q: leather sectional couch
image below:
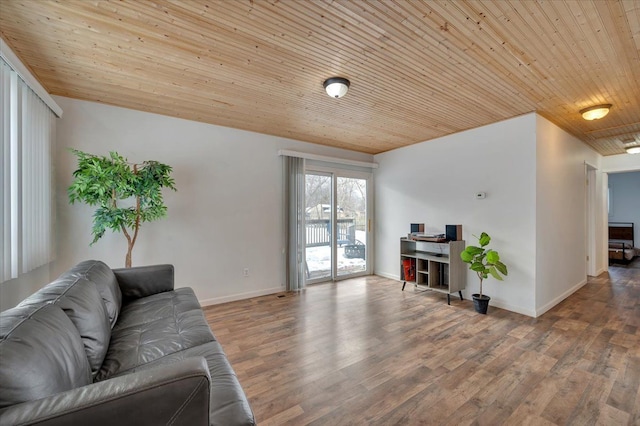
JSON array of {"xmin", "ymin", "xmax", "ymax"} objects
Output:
[{"xmin": 0, "ymin": 260, "xmax": 255, "ymax": 426}]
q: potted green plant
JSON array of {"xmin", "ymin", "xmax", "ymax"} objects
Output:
[
  {"xmin": 460, "ymin": 232, "xmax": 508, "ymax": 314},
  {"xmin": 68, "ymin": 149, "xmax": 176, "ymax": 267}
]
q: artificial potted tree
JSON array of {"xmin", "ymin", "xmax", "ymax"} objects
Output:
[
  {"xmin": 460, "ymin": 232, "xmax": 508, "ymax": 314},
  {"xmin": 68, "ymin": 149, "xmax": 176, "ymax": 267}
]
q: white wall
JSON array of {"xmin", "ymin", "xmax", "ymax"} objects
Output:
[
  {"xmin": 608, "ymin": 171, "xmax": 640, "ymax": 247},
  {"xmin": 602, "ymin": 153, "xmax": 640, "ymax": 173},
  {"xmin": 53, "ymin": 96, "xmax": 373, "ymax": 306},
  {"xmin": 2, "ymin": 93, "xmax": 617, "ymax": 318},
  {"xmin": 534, "ymin": 116, "xmax": 603, "ymax": 316},
  {"xmin": 374, "ymin": 114, "xmax": 538, "ymax": 316}
]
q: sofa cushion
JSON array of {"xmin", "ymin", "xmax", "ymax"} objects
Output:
[
  {"xmin": 120, "ymin": 341, "xmax": 256, "ymax": 426},
  {"xmin": 96, "ymin": 288, "xmax": 214, "ymax": 380},
  {"xmin": 113, "ymin": 287, "xmax": 202, "ymax": 330},
  {"xmin": 18, "ymin": 276, "xmax": 111, "ymax": 378},
  {"xmin": 0, "ymin": 303, "xmax": 92, "ymax": 409},
  {"xmin": 66, "ymin": 260, "xmax": 122, "ymax": 328}
]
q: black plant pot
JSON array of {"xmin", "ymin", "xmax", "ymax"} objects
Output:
[{"xmin": 472, "ymin": 294, "xmax": 490, "ymax": 314}]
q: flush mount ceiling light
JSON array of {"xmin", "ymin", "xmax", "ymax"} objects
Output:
[
  {"xmin": 626, "ymin": 146, "xmax": 640, "ymax": 154},
  {"xmin": 580, "ymin": 104, "xmax": 612, "ymax": 120},
  {"xmin": 323, "ymin": 77, "xmax": 350, "ymax": 98},
  {"xmin": 622, "ymin": 137, "xmax": 640, "ymax": 154}
]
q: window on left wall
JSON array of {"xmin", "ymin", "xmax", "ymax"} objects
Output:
[{"xmin": 1, "ymin": 58, "xmax": 56, "ymax": 283}]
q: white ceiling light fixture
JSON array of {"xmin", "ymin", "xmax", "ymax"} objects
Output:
[
  {"xmin": 621, "ymin": 137, "xmax": 640, "ymax": 154},
  {"xmin": 323, "ymin": 77, "xmax": 350, "ymax": 98},
  {"xmin": 626, "ymin": 146, "xmax": 640, "ymax": 154},
  {"xmin": 580, "ymin": 104, "xmax": 612, "ymax": 120}
]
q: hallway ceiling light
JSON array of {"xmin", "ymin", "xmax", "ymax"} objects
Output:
[
  {"xmin": 580, "ymin": 104, "xmax": 612, "ymax": 120},
  {"xmin": 626, "ymin": 146, "xmax": 640, "ymax": 154},
  {"xmin": 622, "ymin": 137, "xmax": 640, "ymax": 154},
  {"xmin": 323, "ymin": 77, "xmax": 350, "ymax": 98}
]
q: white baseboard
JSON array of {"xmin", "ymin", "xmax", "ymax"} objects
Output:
[
  {"xmin": 595, "ymin": 267, "xmax": 607, "ymax": 276},
  {"xmin": 487, "ymin": 299, "xmax": 536, "ymax": 318},
  {"xmin": 534, "ymin": 278, "xmax": 587, "ymax": 317},
  {"xmin": 199, "ymin": 286, "xmax": 285, "ymax": 307},
  {"xmin": 375, "ymin": 271, "xmax": 400, "ymax": 281}
]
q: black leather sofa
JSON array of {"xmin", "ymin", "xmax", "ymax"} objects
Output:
[{"xmin": 0, "ymin": 260, "xmax": 255, "ymax": 426}]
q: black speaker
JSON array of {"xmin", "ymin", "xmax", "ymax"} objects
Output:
[{"xmin": 446, "ymin": 225, "xmax": 462, "ymax": 241}]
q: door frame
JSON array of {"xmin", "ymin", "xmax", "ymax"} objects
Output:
[{"xmin": 585, "ymin": 163, "xmax": 597, "ymax": 277}]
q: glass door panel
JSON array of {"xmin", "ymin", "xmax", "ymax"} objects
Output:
[
  {"xmin": 336, "ymin": 177, "xmax": 367, "ymax": 277},
  {"xmin": 304, "ymin": 173, "xmax": 332, "ymax": 281}
]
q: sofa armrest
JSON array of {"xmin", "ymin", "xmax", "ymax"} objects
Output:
[
  {"xmin": 113, "ymin": 264, "xmax": 174, "ymax": 299},
  {"xmin": 0, "ymin": 357, "xmax": 210, "ymax": 426}
]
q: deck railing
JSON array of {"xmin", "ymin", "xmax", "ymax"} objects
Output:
[{"xmin": 306, "ymin": 219, "xmax": 355, "ymax": 247}]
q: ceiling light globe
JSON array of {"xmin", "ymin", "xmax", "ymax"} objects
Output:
[
  {"xmin": 626, "ymin": 146, "xmax": 640, "ymax": 154},
  {"xmin": 323, "ymin": 77, "xmax": 350, "ymax": 98},
  {"xmin": 580, "ymin": 104, "xmax": 612, "ymax": 120}
]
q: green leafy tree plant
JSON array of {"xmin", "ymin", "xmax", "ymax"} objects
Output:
[
  {"xmin": 68, "ymin": 149, "xmax": 176, "ymax": 267},
  {"xmin": 460, "ymin": 232, "xmax": 508, "ymax": 313}
]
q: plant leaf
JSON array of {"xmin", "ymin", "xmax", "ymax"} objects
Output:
[
  {"xmin": 470, "ymin": 262, "xmax": 486, "ymax": 272},
  {"xmin": 489, "ymin": 266, "xmax": 503, "ymax": 280},
  {"xmin": 478, "ymin": 232, "xmax": 491, "ymax": 247},
  {"xmin": 460, "ymin": 250, "xmax": 474, "ymax": 263},
  {"xmin": 486, "ymin": 250, "xmax": 500, "ymax": 264},
  {"xmin": 495, "ymin": 261, "xmax": 508, "ymax": 275},
  {"xmin": 465, "ymin": 246, "xmax": 485, "ymax": 256}
]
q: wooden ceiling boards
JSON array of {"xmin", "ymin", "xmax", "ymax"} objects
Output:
[{"xmin": 1, "ymin": 0, "xmax": 638, "ymax": 155}]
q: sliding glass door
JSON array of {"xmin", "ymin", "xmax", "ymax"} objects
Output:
[
  {"xmin": 305, "ymin": 168, "xmax": 371, "ymax": 283},
  {"xmin": 336, "ymin": 176, "xmax": 368, "ymax": 277},
  {"xmin": 304, "ymin": 172, "xmax": 333, "ymax": 281}
]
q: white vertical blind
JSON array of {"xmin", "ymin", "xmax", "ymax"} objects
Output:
[
  {"xmin": 0, "ymin": 58, "xmax": 55, "ymax": 282},
  {"xmin": 1, "ymin": 61, "xmax": 11, "ymax": 280},
  {"xmin": 284, "ymin": 156, "xmax": 306, "ymax": 291}
]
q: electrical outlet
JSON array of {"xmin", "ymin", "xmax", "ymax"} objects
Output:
[{"xmin": 243, "ymin": 268, "xmax": 249, "ymax": 277}]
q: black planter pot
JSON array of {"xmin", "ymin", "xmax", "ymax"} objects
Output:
[{"xmin": 472, "ymin": 294, "xmax": 490, "ymax": 314}]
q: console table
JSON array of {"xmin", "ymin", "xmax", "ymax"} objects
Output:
[{"xmin": 400, "ymin": 238, "xmax": 466, "ymax": 304}]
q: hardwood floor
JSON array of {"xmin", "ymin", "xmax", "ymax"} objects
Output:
[{"xmin": 204, "ymin": 267, "xmax": 640, "ymax": 425}]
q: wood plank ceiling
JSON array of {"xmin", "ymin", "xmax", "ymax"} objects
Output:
[{"xmin": 1, "ymin": 0, "xmax": 639, "ymax": 155}]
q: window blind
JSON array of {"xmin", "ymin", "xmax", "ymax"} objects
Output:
[{"xmin": 1, "ymin": 58, "xmax": 55, "ymax": 282}]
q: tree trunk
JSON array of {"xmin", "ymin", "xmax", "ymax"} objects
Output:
[{"xmin": 125, "ymin": 241, "xmax": 133, "ymax": 268}]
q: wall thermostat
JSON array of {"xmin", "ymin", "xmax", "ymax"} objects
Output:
[{"xmin": 475, "ymin": 192, "xmax": 487, "ymax": 199}]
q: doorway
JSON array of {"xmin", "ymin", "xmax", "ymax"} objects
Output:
[{"xmin": 304, "ymin": 168, "xmax": 371, "ymax": 283}]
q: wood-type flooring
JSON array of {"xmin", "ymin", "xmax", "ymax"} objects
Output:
[{"xmin": 204, "ymin": 266, "xmax": 640, "ymax": 425}]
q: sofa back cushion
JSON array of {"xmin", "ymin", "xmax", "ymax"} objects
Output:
[
  {"xmin": 0, "ymin": 303, "xmax": 92, "ymax": 408},
  {"xmin": 19, "ymin": 275, "xmax": 111, "ymax": 378},
  {"xmin": 66, "ymin": 260, "xmax": 122, "ymax": 328}
]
